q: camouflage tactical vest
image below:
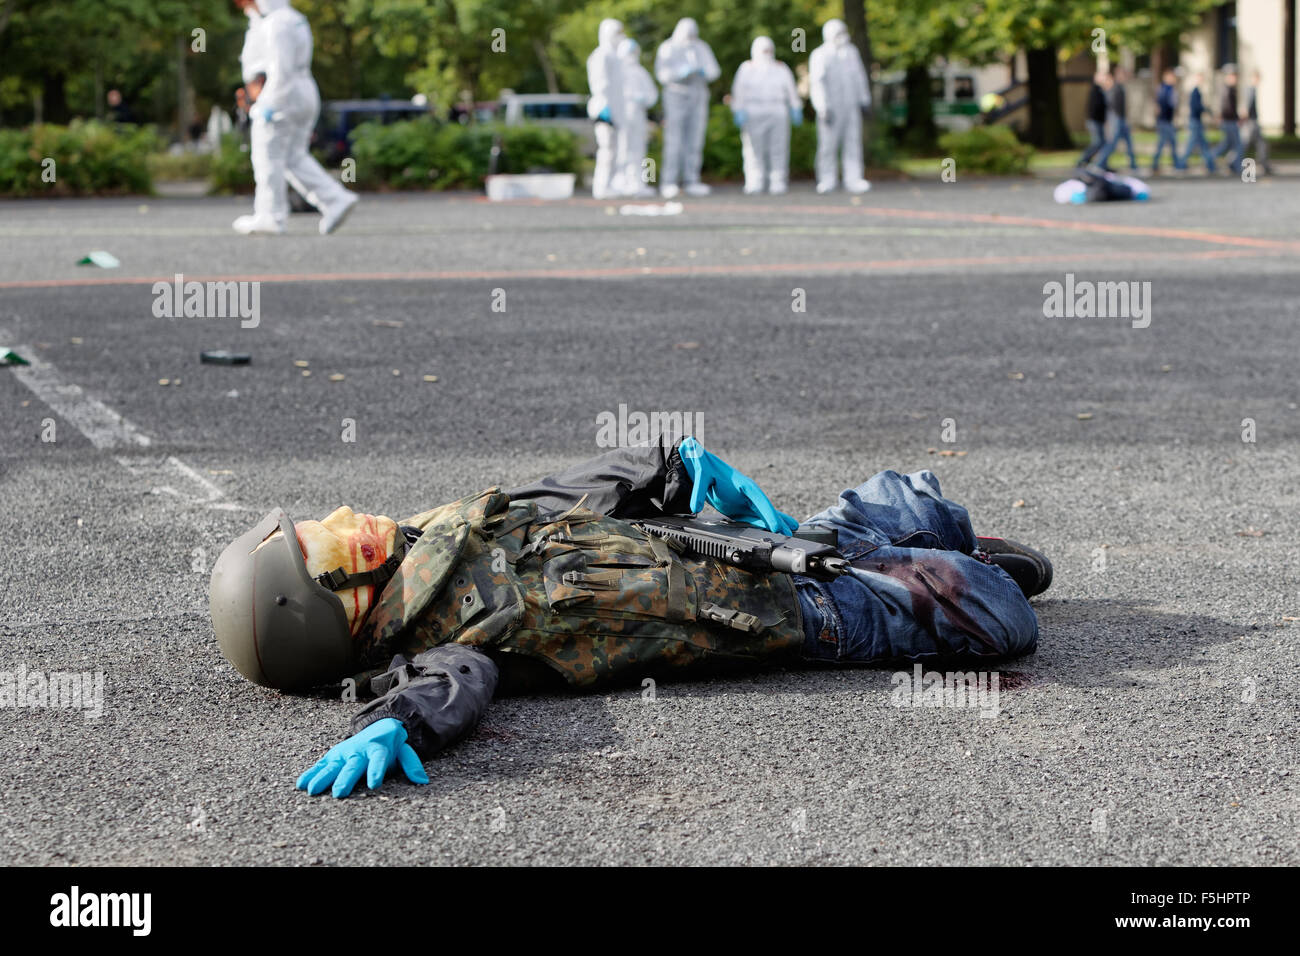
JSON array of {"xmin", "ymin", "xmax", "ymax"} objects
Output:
[{"xmin": 354, "ymin": 488, "xmax": 805, "ymax": 688}]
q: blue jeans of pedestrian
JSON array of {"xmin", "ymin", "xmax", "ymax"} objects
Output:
[
  {"xmin": 1097, "ymin": 118, "xmax": 1137, "ymax": 169},
  {"xmin": 1079, "ymin": 119, "xmax": 1106, "ymax": 165},
  {"xmin": 1213, "ymin": 120, "xmax": 1243, "ymax": 174},
  {"xmin": 793, "ymin": 470, "xmax": 1039, "ymax": 666},
  {"xmin": 1151, "ymin": 119, "xmax": 1182, "ymax": 171},
  {"xmin": 1181, "ymin": 119, "xmax": 1216, "ymax": 172}
]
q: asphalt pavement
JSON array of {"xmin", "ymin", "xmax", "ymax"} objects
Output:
[{"xmin": 1, "ymin": 176, "xmax": 1297, "ymax": 865}]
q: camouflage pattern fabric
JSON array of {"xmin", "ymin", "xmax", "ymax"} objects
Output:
[{"xmin": 355, "ymin": 488, "xmax": 805, "ymax": 688}]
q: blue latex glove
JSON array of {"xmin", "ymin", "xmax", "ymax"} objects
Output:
[
  {"xmin": 254, "ymin": 105, "xmax": 275, "ymax": 123},
  {"xmin": 678, "ymin": 436, "xmax": 799, "ymax": 535},
  {"xmin": 296, "ymin": 717, "xmax": 429, "ymax": 799},
  {"xmin": 677, "ymin": 65, "xmax": 695, "ymax": 81},
  {"xmin": 732, "ymin": 108, "xmax": 748, "ymax": 128},
  {"xmin": 596, "ymin": 107, "xmax": 612, "ymax": 124},
  {"xmin": 790, "ymin": 106, "xmax": 803, "ymax": 127}
]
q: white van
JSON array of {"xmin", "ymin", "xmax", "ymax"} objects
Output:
[{"xmin": 498, "ymin": 91, "xmax": 597, "ymax": 156}]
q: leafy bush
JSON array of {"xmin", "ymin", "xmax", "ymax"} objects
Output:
[
  {"xmin": 348, "ymin": 119, "xmax": 581, "ymax": 190},
  {"xmin": 0, "ymin": 120, "xmax": 159, "ymax": 197},
  {"xmin": 208, "ymin": 132, "xmax": 255, "ymax": 194},
  {"xmin": 147, "ymin": 149, "xmax": 213, "ymax": 182},
  {"xmin": 937, "ymin": 125, "xmax": 1034, "ymax": 175}
]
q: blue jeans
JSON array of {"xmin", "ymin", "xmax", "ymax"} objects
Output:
[
  {"xmin": 1151, "ymin": 119, "xmax": 1182, "ymax": 170},
  {"xmin": 1097, "ymin": 118, "xmax": 1137, "ymax": 169},
  {"xmin": 1078, "ymin": 119, "xmax": 1106, "ymax": 166},
  {"xmin": 793, "ymin": 471, "xmax": 1039, "ymax": 665},
  {"xmin": 1213, "ymin": 120, "xmax": 1243, "ymax": 174},
  {"xmin": 1181, "ymin": 119, "xmax": 1216, "ymax": 172}
]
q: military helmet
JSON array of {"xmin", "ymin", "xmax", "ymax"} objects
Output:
[{"xmin": 208, "ymin": 510, "xmax": 406, "ymax": 689}]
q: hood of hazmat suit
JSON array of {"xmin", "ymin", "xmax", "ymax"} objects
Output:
[{"xmin": 587, "ymin": 18, "xmax": 626, "ymax": 122}]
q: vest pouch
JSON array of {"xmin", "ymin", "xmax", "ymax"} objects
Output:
[{"xmin": 540, "ymin": 530, "xmax": 697, "ymax": 624}]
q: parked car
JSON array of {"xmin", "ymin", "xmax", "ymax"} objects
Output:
[
  {"xmin": 497, "ymin": 91, "xmax": 596, "ymax": 156},
  {"xmin": 313, "ymin": 97, "xmax": 434, "ymax": 167}
]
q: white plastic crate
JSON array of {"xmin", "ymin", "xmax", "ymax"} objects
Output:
[{"xmin": 485, "ymin": 173, "xmax": 577, "ymax": 201}]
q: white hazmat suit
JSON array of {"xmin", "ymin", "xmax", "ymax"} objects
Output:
[
  {"xmin": 235, "ymin": 6, "xmax": 284, "ymax": 232},
  {"xmin": 730, "ymin": 36, "xmax": 801, "ymax": 194},
  {"xmin": 586, "ymin": 18, "xmax": 626, "ymax": 199},
  {"xmin": 615, "ymin": 38, "xmax": 658, "ymax": 198},
  {"xmin": 809, "ymin": 18, "xmax": 871, "ymax": 194},
  {"xmin": 654, "ymin": 18, "xmax": 720, "ymax": 197},
  {"xmin": 236, "ymin": 0, "xmax": 358, "ymax": 236}
]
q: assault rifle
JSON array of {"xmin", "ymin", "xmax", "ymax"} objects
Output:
[{"xmin": 636, "ymin": 515, "xmax": 850, "ymax": 582}]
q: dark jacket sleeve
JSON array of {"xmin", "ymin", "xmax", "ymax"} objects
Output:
[
  {"xmin": 505, "ymin": 435, "xmax": 696, "ymax": 519},
  {"xmin": 349, "ymin": 643, "xmax": 498, "ymax": 760}
]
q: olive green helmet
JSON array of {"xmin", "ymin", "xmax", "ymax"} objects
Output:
[{"xmin": 208, "ymin": 510, "xmax": 406, "ymax": 690}]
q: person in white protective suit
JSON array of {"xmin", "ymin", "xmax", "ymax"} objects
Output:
[
  {"xmin": 654, "ymin": 17, "xmax": 721, "ymax": 198},
  {"xmin": 233, "ymin": 0, "xmax": 279, "ymax": 226},
  {"xmin": 615, "ymin": 38, "xmax": 658, "ymax": 198},
  {"xmin": 234, "ymin": 0, "xmax": 359, "ymax": 236},
  {"xmin": 730, "ymin": 36, "xmax": 802, "ymax": 194},
  {"xmin": 586, "ymin": 18, "xmax": 626, "ymax": 199},
  {"xmin": 809, "ymin": 18, "xmax": 872, "ymax": 194}
]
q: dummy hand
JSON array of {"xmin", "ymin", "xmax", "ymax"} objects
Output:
[
  {"xmin": 296, "ymin": 717, "xmax": 429, "ymax": 799},
  {"xmin": 597, "ymin": 106, "xmax": 612, "ymax": 124},
  {"xmin": 790, "ymin": 106, "xmax": 803, "ymax": 127},
  {"xmin": 678, "ymin": 436, "xmax": 799, "ymax": 535},
  {"xmin": 732, "ymin": 108, "xmax": 748, "ymax": 128}
]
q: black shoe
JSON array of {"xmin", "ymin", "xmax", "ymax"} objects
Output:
[{"xmin": 976, "ymin": 536, "xmax": 1053, "ymax": 598}]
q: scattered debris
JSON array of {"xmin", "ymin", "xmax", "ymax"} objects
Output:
[
  {"xmin": 1012, "ymin": 499, "xmax": 1026, "ymax": 508},
  {"xmin": 76, "ymin": 251, "xmax": 120, "ymax": 269},
  {"xmin": 1161, "ymin": 365, "xmax": 1173, "ymax": 372},
  {"xmin": 674, "ymin": 341, "xmax": 701, "ymax": 350},
  {"xmin": 293, "ymin": 359, "xmax": 310, "ymax": 367},
  {"xmin": 422, "ymin": 374, "xmax": 439, "ymax": 383},
  {"xmin": 1235, "ymin": 528, "xmax": 1269, "ymax": 537},
  {"xmin": 618, "ymin": 202, "xmax": 683, "ymax": 217},
  {"xmin": 391, "ymin": 369, "xmax": 401, "ymax": 377},
  {"xmin": 0, "ymin": 348, "xmax": 30, "ymax": 366},
  {"xmin": 301, "ymin": 370, "xmax": 311, "ymax": 377},
  {"xmin": 1007, "ymin": 371, "xmax": 1024, "ymax": 380},
  {"xmin": 1077, "ymin": 412, "xmax": 1094, "ymax": 420},
  {"xmin": 328, "ymin": 373, "xmax": 345, "ymax": 382},
  {"xmin": 371, "ymin": 319, "xmax": 404, "ymax": 329},
  {"xmin": 69, "ymin": 337, "xmax": 83, "ymax": 345}
]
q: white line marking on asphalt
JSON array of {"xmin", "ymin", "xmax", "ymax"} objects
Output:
[
  {"xmin": 6, "ymin": 340, "xmax": 245, "ymax": 512},
  {"xmin": 11, "ymin": 344, "xmax": 152, "ymax": 449}
]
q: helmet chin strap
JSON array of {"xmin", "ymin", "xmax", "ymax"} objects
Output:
[{"xmin": 314, "ymin": 532, "xmax": 409, "ymax": 592}]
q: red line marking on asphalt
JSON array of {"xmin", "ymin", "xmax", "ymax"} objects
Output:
[
  {"xmin": 599, "ymin": 198, "xmax": 1300, "ymax": 251},
  {"xmin": 483, "ymin": 194, "xmax": 1300, "ymax": 252},
  {"xmin": 0, "ymin": 247, "xmax": 1267, "ymax": 290}
]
